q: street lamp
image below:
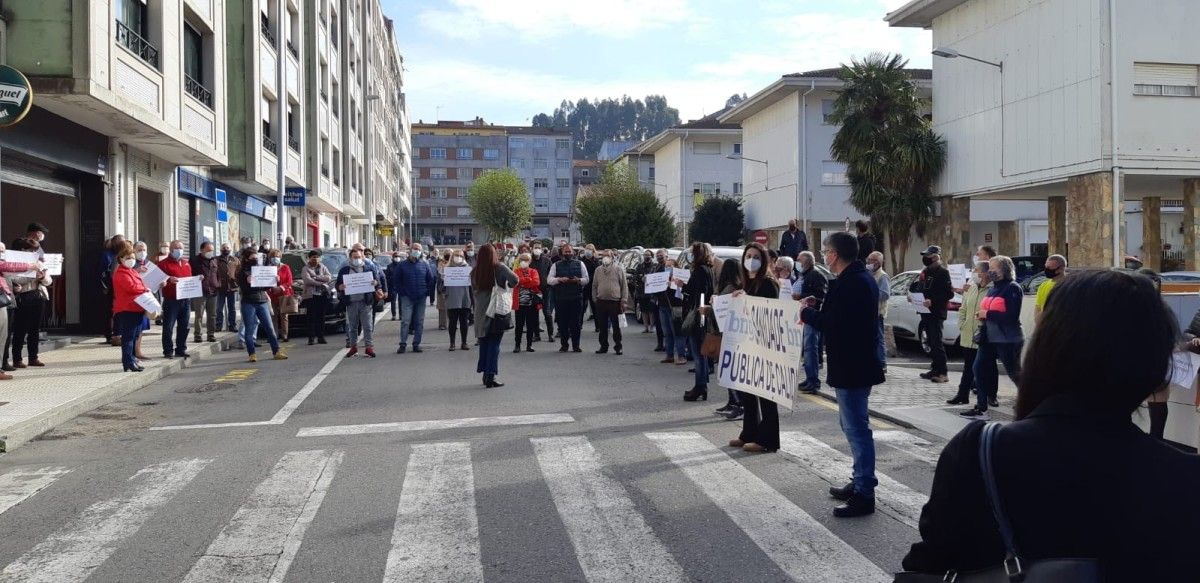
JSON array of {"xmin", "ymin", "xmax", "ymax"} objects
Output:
[
  {"xmin": 727, "ymin": 154, "xmax": 767, "ymax": 192},
  {"xmin": 932, "ymin": 47, "xmax": 1002, "ymax": 71},
  {"xmin": 365, "ymin": 94, "xmax": 381, "ymax": 247}
]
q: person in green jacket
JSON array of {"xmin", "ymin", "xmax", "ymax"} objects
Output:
[{"xmin": 947, "ymin": 261, "xmax": 992, "ymax": 405}]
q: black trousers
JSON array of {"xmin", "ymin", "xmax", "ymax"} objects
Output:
[
  {"xmin": 447, "ymin": 308, "xmax": 470, "ymax": 345},
  {"xmin": 595, "ymin": 299, "xmax": 623, "ymax": 351},
  {"xmin": 954, "ymin": 346, "xmax": 977, "ymax": 401},
  {"xmin": 556, "ymin": 300, "xmax": 582, "ymax": 349},
  {"xmin": 11, "ymin": 292, "xmax": 44, "ymax": 362},
  {"xmin": 514, "ymin": 305, "xmax": 538, "ymax": 347},
  {"xmin": 541, "ymin": 287, "xmax": 555, "ymax": 338},
  {"xmin": 306, "ymin": 296, "xmax": 328, "ymax": 340},
  {"xmin": 921, "ymin": 313, "xmax": 948, "ymax": 375},
  {"xmin": 738, "ymin": 395, "xmax": 780, "ymax": 451}
]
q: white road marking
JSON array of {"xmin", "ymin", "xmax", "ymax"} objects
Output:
[
  {"xmin": 531, "ymin": 436, "xmax": 687, "ymax": 583},
  {"xmin": 778, "ymin": 431, "xmax": 929, "ymax": 530},
  {"xmin": 0, "ymin": 466, "xmax": 71, "ymax": 516},
  {"xmin": 873, "ymin": 430, "xmax": 942, "ymax": 465},
  {"xmin": 384, "ymin": 442, "xmax": 483, "ymax": 583},
  {"xmin": 647, "ymin": 432, "xmax": 889, "ymax": 583},
  {"xmin": 297, "ymin": 413, "xmax": 576, "ymax": 438},
  {"xmin": 181, "ymin": 449, "xmax": 343, "ymax": 583},
  {"xmin": 0, "ymin": 458, "xmax": 211, "ymax": 583}
]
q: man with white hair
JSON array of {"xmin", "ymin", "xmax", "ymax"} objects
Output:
[
  {"xmin": 866, "ymin": 251, "xmax": 890, "ymax": 371},
  {"xmin": 792, "ymin": 250, "xmax": 827, "ymax": 392},
  {"xmin": 774, "ymin": 256, "xmax": 797, "ymax": 288}
]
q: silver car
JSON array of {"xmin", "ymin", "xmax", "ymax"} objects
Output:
[{"xmin": 885, "ymin": 270, "xmax": 962, "ymax": 353}]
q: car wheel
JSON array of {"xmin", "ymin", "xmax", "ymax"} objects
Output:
[{"xmin": 917, "ymin": 322, "xmax": 933, "ymax": 355}]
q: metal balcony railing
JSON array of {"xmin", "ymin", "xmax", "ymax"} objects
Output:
[
  {"xmin": 320, "ymin": 89, "xmax": 328, "ymax": 102},
  {"xmin": 260, "ymin": 15, "xmax": 276, "ymax": 46},
  {"xmin": 115, "ymin": 20, "xmax": 159, "ymax": 69},
  {"xmin": 286, "ymin": 40, "xmax": 298, "ymax": 58},
  {"xmin": 263, "ymin": 134, "xmax": 278, "ymax": 152},
  {"xmin": 288, "ymin": 135, "xmax": 300, "ymax": 153},
  {"xmin": 184, "ymin": 75, "xmax": 213, "ymax": 108},
  {"xmin": 321, "ymin": 164, "xmax": 330, "ymax": 177}
]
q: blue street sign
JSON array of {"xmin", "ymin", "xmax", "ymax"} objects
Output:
[
  {"xmin": 215, "ymin": 188, "xmax": 229, "ymax": 222},
  {"xmin": 283, "ymin": 187, "xmax": 306, "ymax": 207}
]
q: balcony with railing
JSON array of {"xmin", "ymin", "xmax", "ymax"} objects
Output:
[
  {"xmin": 321, "ymin": 164, "xmax": 330, "ymax": 177},
  {"xmin": 115, "ymin": 20, "xmax": 159, "ymax": 69},
  {"xmin": 263, "ymin": 134, "xmax": 278, "ymax": 152},
  {"xmin": 260, "ymin": 15, "xmax": 275, "ymax": 46},
  {"xmin": 288, "ymin": 134, "xmax": 300, "ymax": 153},
  {"xmin": 286, "ymin": 40, "xmax": 298, "ymax": 59},
  {"xmin": 184, "ymin": 76, "xmax": 213, "ymax": 108}
]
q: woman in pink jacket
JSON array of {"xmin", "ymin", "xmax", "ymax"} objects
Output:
[{"xmin": 0, "ymin": 241, "xmax": 39, "ymax": 380}]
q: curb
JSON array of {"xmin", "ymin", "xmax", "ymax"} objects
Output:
[
  {"xmin": 807, "ymin": 389, "xmax": 919, "ymax": 430},
  {"xmin": 0, "ymin": 333, "xmax": 240, "ymax": 454}
]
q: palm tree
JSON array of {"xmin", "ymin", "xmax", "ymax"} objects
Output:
[{"xmin": 829, "ymin": 53, "xmax": 948, "ymax": 274}]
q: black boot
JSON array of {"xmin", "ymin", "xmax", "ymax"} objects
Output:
[
  {"xmin": 514, "ymin": 338, "xmax": 522, "ymax": 353},
  {"xmin": 482, "ymin": 373, "xmax": 493, "ymax": 387},
  {"xmin": 526, "ymin": 340, "xmax": 535, "ymax": 353},
  {"xmin": 683, "ymin": 386, "xmax": 708, "ymax": 401},
  {"xmin": 833, "ymin": 493, "xmax": 875, "ymax": 518},
  {"xmin": 829, "ymin": 482, "xmax": 855, "ymax": 501},
  {"xmin": 1148, "ymin": 401, "xmax": 1168, "ymax": 440}
]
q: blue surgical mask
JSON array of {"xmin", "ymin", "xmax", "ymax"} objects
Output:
[
  {"xmin": 352, "ymin": 258, "xmax": 365, "ymax": 267},
  {"xmin": 170, "ymin": 249, "xmax": 182, "ymax": 260},
  {"xmin": 744, "ymin": 258, "xmax": 762, "ymax": 272}
]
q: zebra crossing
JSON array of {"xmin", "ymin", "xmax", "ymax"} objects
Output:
[{"xmin": 0, "ymin": 428, "xmax": 939, "ymax": 582}]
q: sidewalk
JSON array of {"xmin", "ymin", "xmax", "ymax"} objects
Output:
[
  {"xmin": 0, "ymin": 327, "xmax": 237, "ymax": 453},
  {"xmin": 814, "ymin": 366, "xmax": 1018, "ymax": 441}
]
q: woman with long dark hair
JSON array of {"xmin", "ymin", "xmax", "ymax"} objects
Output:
[
  {"xmin": 712, "ymin": 258, "xmax": 744, "ymax": 418},
  {"xmin": 677, "ymin": 242, "xmax": 715, "ymax": 401},
  {"xmin": 472, "ymin": 244, "xmax": 518, "ymax": 387},
  {"xmin": 901, "ymin": 269, "xmax": 1200, "ymax": 580},
  {"xmin": 727, "ymin": 243, "xmax": 781, "ymax": 452}
]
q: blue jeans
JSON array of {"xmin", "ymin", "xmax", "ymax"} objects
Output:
[
  {"xmin": 241, "ymin": 302, "xmax": 279, "ymax": 355},
  {"xmin": 477, "ymin": 332, "xmax": 503, "ymax": 375},
  {"xmin": 399, "ymin": 296, "xmax": 427, "ymax": 347},
  {"xmin": 161, "ymin": 299, "xmax": 191, "ymax": 356},
  {"xmin": 114, "ymin": 311, "xmax": 143, "ymax": 369},
  {"xmin": 974, "ymin": 341, "xmax": 1022, "ymax": 411},
  {"xmin": 657, "ymin": 305, "xmax": 685, "ymax": 358},
  {"xmin": 688, "ymin": 334, "xmax": 708, "ymax": 388},
  {"xmin": 835, "ymin": 387, "xmax": 877, "ymax": 498},
  {"xmin": 803, "ymin": 325, "xmax": 822, "ymax": 388},
  {"xmin": 875, "ymin": 316, "xmax": 886, "ymax": 370},
  {"xmin": 216, "ymin": 291, "xmax": 238, "ymax": 330}
]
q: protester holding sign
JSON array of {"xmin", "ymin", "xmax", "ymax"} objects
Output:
[
  {"xmin": 190, "ymin": 242, "xmax": 220, "ymax": 344},
  {"xmin": 130, "ymin": 241, "xmax": 154, "ymax": 360},
  {"xmin": 338, "ymin": 248, "xmax": 381, "ymax": 358},
  {"xmin": 680, "ymin": 242, "xmax": 716, "ymax": 402},
  {"xmin": 0, "ymin": 241, "xmax": 39, "ymax": 380},
  {"xmin": 7, "ymin": 237, "xmax": 52, "ymax": 369},
  {"xmin": 511, "ymin": 252, "xmax": 542, "ymax": 353},
  {"xmin": 443, "ymin": 250, "xmax": 473, "ymax": 351},
  {"xmin": 267, "ymin": 249, "xmax": 296, "ymax": 343},
  {"xmin": 238, "ymin": 248, "xmax": 287, "ymax": 363},
  {"xmin": 158, "ymin": 240, "xmax": 195, "ymax": 359},
  {"xmin": 111, "ymin": 243, "xmax": 150, "ymax": 372},
  {"xmin": 300, "ymin": 251, "xmax": 332, "ymax": 346},
  {"xmin": 800, "ymin": 232, "xmax": 885, "ymax": 518},
  {"xmin": 725, "ymin": 243, "xmax": 782, "ymax": 452},
  {"xmin": 653, "ymin": 252, "xmax": 686, "ymax": 366}
]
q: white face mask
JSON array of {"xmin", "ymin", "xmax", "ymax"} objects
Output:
[
  {"xmin": 253, "ymin": 254, "xmax": 263, "ymax": 264},
  {"xmin": 351, "ymin": 258, "xmax": 364, "ymax": 267},
  {"xmin": 203, "ymin": 251, "xmax": 214, "ymax": 259},
  {"xmin": 35, "ymin": 232, "xmax": 45, "ymax": 242},
  {"xmin": 466, "ymin": 250, "xmax": 474, "ymax": 257},
  {"xmin": 868, "ymin": 263, "xmax": 879, "ymax": 272},
  {"xmin": 135, "ymin": 251, "xmax": 147, "ymax": 261},
  {"xmin": 744, "ymin": 258, "xmax": 762, "ymax": 273},
  {"xmin": 122, "ymin": 258, "xmax": 136, "ymax": 269},
  {"xmin": 159, "ymin": 247, "xmax": 169, "ymax": 255},
  {"xmin": 602, "ymin": 256, "xmax": 612, "ymax": 266},
  {"xmin": 263, "ymin": 243, "xmax": 271, "ymax": 250},
  {"xmin": 532, "ymin": 249, "xmax": 543, "ymax": 257},
  {"xmin": 452, "ymin": 256, "xmax": 465, "ymax": 265},
  {"xmin": 519, "ymin": 261, "xmax": 530, "ymax": 269}
]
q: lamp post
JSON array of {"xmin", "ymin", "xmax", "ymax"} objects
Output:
[
  {"xmin": 931, "ymin": 47, "xmax": 1003, "ymax": 71},
  {"xmin": 365, "ymin": 93, "xmax": 381, "ymax": 248},
  {"xmin": 727, "ymin": 154, "xmax": 768, "ymax": 193}
]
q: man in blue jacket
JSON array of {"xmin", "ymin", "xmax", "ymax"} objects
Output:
[
  {"xmin": 800, "ymin": 231, "xmax": 884, "ymax": 519},
  {"xmin": 392, "ymin": 243, "xmax": 436, "ymax": 354}
]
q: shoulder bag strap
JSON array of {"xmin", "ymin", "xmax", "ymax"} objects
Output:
[{"xmin": 979, "ymin": 421, "xmax": 1026, "ymax": 578}]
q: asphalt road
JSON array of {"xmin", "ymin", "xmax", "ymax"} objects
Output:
[{"xmin": 0, "ymin": 310, "xmax": 948, "ymax": 582}]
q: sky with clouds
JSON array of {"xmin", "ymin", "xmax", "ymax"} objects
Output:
[{"xmin": 381, "ymin": 0, "xmax": 931, "ymax": 126}]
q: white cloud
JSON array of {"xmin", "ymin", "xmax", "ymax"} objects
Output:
[{"xmin": 416, "ymin": 0, "xmax": 694, "ymax": 41}]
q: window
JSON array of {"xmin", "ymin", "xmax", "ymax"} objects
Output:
[
  {"xmin": 556, "ymin": 159, "xmax": 570, "ymax": 169},
  {"xmin": 648, "ymin": 166, "xmax": 655, "ymax": 180},
  {"xmin": 183, "ymin": 23, "xmax": 211, "ymax": 107},
  {"xmin": 261, "ymin": 95, "xmax": 275, "ymax": 151},
  {"xmin": 458, "ymin": 228, "xmax": 473, "ymax": 242},
  {"xmin": 511, "ymin": 158, "xmax": 526, "ymax": 169},
  {"xmin": 430, "ymin": 168, "xmax": 447, "ymax": 180},
  {"xmin": 533, "ymin": 159, "xmax": 548, "ymax": 169},
  {"xmin": 456, "ymin": 187, "xmax": 466, "ymax": 198},
  {"xmin": 693, "ymin": 142, "xmax": 721, "ymax": 155},
  {"xmin": 430, "ymin": 148, "xmax": 447, "ymax": 159},
  {"xmin": 556, "ymin": 138, "xmax": 571, "ymax": 149},
  {"xmin": 484, "ymin": 148, "xmax": 499, "ymax": 160},
  {"xmin": 331, "ymin": 80, "xmax": 340, "ymax": 116},
  {"xmin": 457, "ymin": 148, "xmax": 473, "ymax": 159},
  {"xmin": 509, "ymin": 137, "xmax": 525, "ymax": 148},
  {"xmin": 431, "ymin": 206, "xmax": 447, "ymax": 217},
  {"xmin": 693, "ymin": 183, "xmax": 720, "ymax": 195},
  {"xmin": 332, "ymin": 147, "xmax": 341, "ymax": 185},
  {"xmin": 556, "ymin": 178, "xmax": 570, "ymax": 188},
  {"xmin": 822, "ymin": 100, "xmax": 836, "ymax": 123},
  {"xmin": 733, "ymin": 143, "xmax": 742, "ymax": 155},
  {"xmin": 320, "ymin": 138, "xmax": 330, "ymax": 177},
  {"xmin": 580, "ymin": 169, "xmax": 590, "ymax": 177},
  {"xmin": 432, "ymin": 187, "xmax": 447, "ymax": 198},
  {"xmin": 457, "ymin": 167, "xmax": 471, "ymax": 179},
  {"xmin": 733, "ymin": 182, "xmax": 743, "ymax": 195},
  {"xmin": 287, "ymin": 103, "xmax": 299, "ymax": 151},
  {"xmin": 350, "ymin": 156, "xmax": 358, "ymax": 189},
  {"xmin": 330, "ymin": 11, "xmax": 339, "ymax": 48},
  {"xmin": 115, "ymin": 0, "xmax": 157, "ymax": 68},
  {"xmin": 557, "ymin": 199, "xmax": 571, "ymax": 212},
  {"xmin": 349, "ymin": 98, "xmax": 357, "ymax": 130},
  {"xmin": 821, "ymin": 161, "xmax": 849, "ymax": 185},
  {"xmin": 1134, "ymin": 63, "xmax": 1199, "ymax": 96},
  {"xmin": 458, "ymin": 207, "xmax": 471, "ymax": 217},
  {"xmin": 534, "ymin": 178, "xmax": 549, "ymax": 188},
  {"xmin": 533, "ymin": 138, "xmax": 548, "ymax": 149}
]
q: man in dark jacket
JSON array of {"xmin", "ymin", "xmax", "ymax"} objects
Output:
[
  {"xmin": 800, "ymin": 231, "xmax": 884, "ymax": 518},
  {"xmin": 190, "ymin": 241, "xmax": 221, "ymax": 343},
  {"xmin": 392, "ymin": 243, "xmax": 436, "ymax": 353},
  {"xmin": 791, "ymin": 251, "xmax": 827, "ymax": 392},
  {"xmin": 530, "ymin": 242, "xmax": 554, "ymax": 341},
  {"xmin": 911, "ymin": 245, "xmax": 954, "ymax": 383},
  {"xmin": 216, "ymin": 244, "xmax": 241, "ymax": 332},
  {"xmin": 385, "ymin": 251, "xmax": 405, "ymax": 320},
  {"xmin": 854, "ymin": 220, "xmax": 875, "ymax": 262},
  {"xmin": 779, "ymin": 219, "xmax": 808, "ymax": 259}
]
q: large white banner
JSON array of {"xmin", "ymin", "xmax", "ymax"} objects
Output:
[
  {"xmin": 443, "ymin": 266, "xmax": 472, "ymax": 287},
  {"xmin": 714, "ymin": 294, "xmax": 804, "ymax": 410}
]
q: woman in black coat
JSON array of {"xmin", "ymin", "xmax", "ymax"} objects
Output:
[
  {"xmin": 726, "ymin": 243, "xmax": 780, "ymax": 453},
  {"xmin": 900, "ymin": 269, "xmax": 1200, "ymax": 581},
  {"xmin": 676, "ymin": 242, "xmax": 714, "ymax": 402}
]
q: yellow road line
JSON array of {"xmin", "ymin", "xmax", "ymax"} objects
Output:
[{"xmin": 215, "ymin": 369, "xmax": 258, "ymax": 383}]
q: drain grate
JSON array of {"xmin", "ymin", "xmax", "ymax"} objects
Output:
[{"xmin": 174, "ymin": 382, "xmax": 234, "ymax": 394}]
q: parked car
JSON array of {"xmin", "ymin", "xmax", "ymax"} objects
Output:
[
  {"xmin": 282, "ymin": 247, "xmax": 385, "ymax": 333},
  {"xmin": 885, "ymin": 270, "xmax": 962, "ymax": 353},
  {"xmin": 675, "ymin": 245, "xmax": 745, "ymax": 270}
]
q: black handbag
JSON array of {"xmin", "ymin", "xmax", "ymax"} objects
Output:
[
  {"xmin": 893, "ymin": 423, "xmax": 1100, "ymax": 582},
  {"xmin": 488, "ymin": 312, "xmax": 513, "ymax": 334},
  {"xmin": 0, "ymin": 291, "xmax": 11, "ymax": 309}
]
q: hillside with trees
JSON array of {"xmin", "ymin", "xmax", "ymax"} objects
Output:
[{"xmin": 530, "ymin": 96, "xmax": 681, "ymax": 159}]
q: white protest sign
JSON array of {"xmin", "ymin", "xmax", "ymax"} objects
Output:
[
  {"xmin": 443, "ymin": 266, "xmax": 472, "ymax": 287},
  {"xmin": 250, "ymin": 265, "xmax": 278, "ymax": 288},
  {"xmin": 41, "ymin": 253, "xmax": 64, "ymax": 276},
  {"xmin": 716, "ymin": 294, "xmax": 804, "ymax": 410},
  {"xmin": 1170, "ymin": 352, "xmax": 1200, "ymax": 389},
  {"xmin": 910, "ymin": 292, "xmax": 930, "ymax": 314},
  {"xmin": 175, "ymin": 275, "xmax": 203, "ymax": 300},
  {"xmin": 140, "ymin": 262, "xmax": 168, "ymax": 289},
  {"xmin": 134, "ymin": 291, "xmax": 162, "ymax": 315},
  {"xmin": 778, "ymin": 284, "xmax": 794, "ymax": 301},
  {"xmin": 711, "ymin": 293, "xmax": 734, "ymax": 331},
  {"xmin": 643, "ymin": 271, "xmax": 670, "ymax": 294},
  {"xmin": 4, "ymin": 250, "xmax": 39, "ymax": 277},
  {"xmin": 341, "ymin": 271, "xmax": 377, "ymax": 295},
  {"xmin": 670, "ymin": 267, "xmax": 691, "ymax": 290},
  {"xmin": 949, "ymin": 264, "xmax": 968, "ymax": 290}
]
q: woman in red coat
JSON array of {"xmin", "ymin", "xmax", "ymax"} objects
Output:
[
  {"xmin": 267, "ymin": 249, "xmax": 295, "ymax": 342},
  {"xmin": 512, "ymin": 252, "xmax": 542, "ymax": 353},
  {"xmin": 111, "ymin": 242, "xmax": 152, "ymax": 372}
]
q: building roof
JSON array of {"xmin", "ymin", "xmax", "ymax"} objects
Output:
[
  {"xmin": 598, "ymin": 140, "xmax": 635, "ymax": 161},
  {"xmin": 783, "ymin": 67, "xmax": 932, "ymax": 80},
  {"xmin": 719, "ymin": 67, "xmax": 932, "ymax": 124},
  {"xmin": 677, "ymin": 107, "xmax": 741, "ymax": 130},
  {"xmin": 885, "ymin": 0, "xmax": 970, "ymax": 28},
  {"xmin": 411, "ymin": 118, "xmax": 570, "ymax": 136},
  {"xmin": 626, "ymin": 106, "xmax": 742, "ymax": 155},
  {"xmin": 573, "ymin": 159, "xmax": 605, "ymax": 168}
]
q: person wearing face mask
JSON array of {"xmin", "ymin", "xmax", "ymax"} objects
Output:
[
  {"xmin": 792, "ymin": 251, "xmax": 827, "ymax": 393},
  {"xmin": 436, "ymin": 250, "xmax": 451, "ymax": 330},
  {"xmin": 511, "ymin": 252, "xmax": 542, "ymax": 353},
  {"xmin": 238, "ymin": 248, "xmax": 287, "ymax": 362},
  {"xmin": 100, "ymin": 234, "xmax": 127, "ymax": 346},
  {"xmin": 443, "ymin": 251, "xmax": 473, "ymax": 351},
  {"xmin": 580, "ymin": 244, "xmax": 600, "ymax": 331},
  {"xmin": 259, "ymin": 238, "xmax": 273, "ymax": 254},
  {"xmin": 910, "ymin": 245, "xmax": 953, "ymax": 383},
  {"xmin": 548, "ymin": 243, "xmax": 589, "ymax": 352},
  {"xmin": 1034, "ymin": 254, "xmax": 1066, "ymax": 325},
  {"xmin": 216, "ymin": 244, "xmax": 241, "ymax": 333},
  {"xmin": 158, "ymin": 240, "xmax": 194, "ymax": 359},
  {"xmin": 634, "ymin": 251, "xmax": 660, "ymax": 340},
  {"xmin": 0, "ymin": 241, "xmax": 40, "ymax": 380},
  {"xmin": 301, "ymin": 250, "xmax": 332, "ymax": 345},
  {"xmin": 472, "ymin": 244, "xmax": 519, "ymax": 388},
  {"xmin": 393, "ymin": 243, "xmax": 437, "ymax": 354},
  {"xmin": 128, "ymin": 241, "xmax": 154, "ymax": 360},
  {"xmin": 154, "ymin": 241, "xmax": 171, "ymax": 264},
  {"xmin": 679, "ymin": 242, "xmax": 716, "ymax": 400},
  {"xmin": 189, "ymin": 241, "xmax": 221, "ymax": 344},
  {"xmin": 266, "ymin": 249, "xmax": 295, "ymax": 342},
  {"xmin": 960, "ymin": 255, "xmax": 1024, "ymax": 420},
  {"xmin": 591, "ymin": 250, "xmax": 629, "ymax": 355},
  {"xmin": 463, "ymin": 241, "xmax": 477, "ymax": 267},
  {"xmin": 385, "ymin": 251, "xmax": 405, "ymax": 320},
  {"xmin": 865, "ymin": 251, "xmax": 890, "ymax": 372},
  {"xmin": 111, "ymin": 242, "xmax": 152, "ymax": 373},
  {"xmin": 529, "ymin": 243, "xmax": 554, "ymax": 342},
  {"xmin": 948, "ymin": 261, "xmax": 991, "ymax": 406},
  {"xmin": 727, "ymin": 243, "xmax": 782, "ymax": 453}
]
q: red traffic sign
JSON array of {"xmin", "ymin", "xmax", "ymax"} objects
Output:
[{"xmin": 752, "ymin": 230, "xmax": 769, "ymax": 245}]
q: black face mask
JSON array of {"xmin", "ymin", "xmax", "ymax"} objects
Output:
[
  {"xmin": 1044, "ymin": 268, "xmax": 1059, "ymax": 278},
  {"xmin": 922, "ymin": 256, "xmax": 934, "ymax": 267}
]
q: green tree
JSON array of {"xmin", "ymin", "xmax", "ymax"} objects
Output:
[
  {"xmin": 575, "ymin": 164, "xmax": 675, "ymax": 248},
  {"xmin": 467, "ymin": 169, "xmax": 533, "ymax": 240},
  {"xmin": 531, "ymin": 95, "xmax": 681, "ymax": 159},
  {"xmin": 830, "ymin": 53, "xmax": 948, "ymax": 274},
  {"xmin": 688, "ymin": 197, "xmax": 745, "ymax": 246}
]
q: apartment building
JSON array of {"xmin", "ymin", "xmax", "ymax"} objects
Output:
[{"xmin": 507, "ymin": 127, "xmax": 574, "ymax": 240}]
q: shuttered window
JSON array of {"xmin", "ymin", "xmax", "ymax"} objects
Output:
[{"xmin": 1134, "ymin": 63, "xmax": 1198, "ymax": 97}]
